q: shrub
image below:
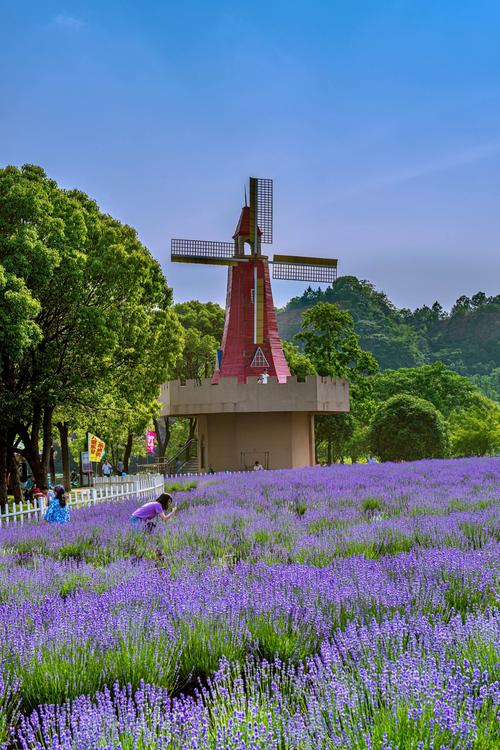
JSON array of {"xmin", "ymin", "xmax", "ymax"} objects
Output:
[
  {"xmin": 368, "ymin": 394, "xmax": 449, "ymax": 462},
  {"xmin": 449, "ymin": 395, "xmax": 500, "ymax": 457}
]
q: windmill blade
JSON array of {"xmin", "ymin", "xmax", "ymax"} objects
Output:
[
  {"xmin": 249, "ymin": 177, "xmax": 273, "ymax": 244},
  {"xmin": 171, "ymin": 239, "xmax": 237, "ymax": 265},
  {"xmin": 272, "ymin": 254, "xmax": 338, "ymax": 283}
]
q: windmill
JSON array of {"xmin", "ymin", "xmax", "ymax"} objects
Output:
[{"xmin": 171, "ymin": 177, "xmax": 338, "ymax": 384}]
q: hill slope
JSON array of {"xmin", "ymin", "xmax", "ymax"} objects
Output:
[{"xmin": 276, "ymin": 276, "xmax": 500, "ymax": 377}]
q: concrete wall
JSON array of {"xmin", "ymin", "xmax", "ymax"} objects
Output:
[
  {"xmin": 160, "ymin": 375, "xmax": 349, "ymax": 417},
  {"xmin": 197, "ymin": 411, "xmax": 315, "ymax": 471}
]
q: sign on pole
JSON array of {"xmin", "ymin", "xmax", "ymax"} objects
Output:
[
  {"xmin": 146, "ymin": 431, "xmax": 156, "ymax": 454},
  {"xmin": 81, "ymin": 451, "xmax": 91, "ymax": 473},
  {"xmin": 88, "ymin": 433, "xmax": 105, "ymax": 462}
]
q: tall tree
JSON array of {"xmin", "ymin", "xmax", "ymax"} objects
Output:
[
  {"xmin": 0, "ymin": 164, "xmax": 181, "ymax": 496},
  {"xmin": 449, "ymin": 394, "xmax": 500, "ymax": 457},
  {"xmin": 155, "ymin": 300, "xmax": 224, "ymax": 466},
  {"xmin": 293, "ymin": 302, "xmax": 378, "ymax": 462},
  {"xmin": 173, "ymin": 300, "xmax": 224, "ymax": 341},
  {"xmin": 373, "ymin": 363, "xmax": 477, "ymax": 418},
  {"xmin": 368, "ymin": 394, "xmax": 449, "ymax": 462}
]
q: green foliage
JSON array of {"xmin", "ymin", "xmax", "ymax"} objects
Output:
[
  {"xmin": 249, "ymin": 613, "xmax": 320, "ymax": 663},
  {"xmin": 173, "ymin": 327, "xmax": 219, "ymax": 381},
  {"xmin": 449, "ymin": 394, "xmax": 500, "ymax": 457},
  {"xmin": 373, "ymin": 362, "xmax": 478, "ymax": 418},
  {"xmin": 469, "ymin": 367, "xmax": 500, "ymax": 402},
  {"xmin": 368, "ymin": 394, "xmax": 449, "ymax": 462},
  {"xmin": 279, "ymin": 276, "xmax": 424, "ymax": 370},
  {"xmin": 277, "ymin": 276, "xmax": 500, "ymax": 377},
  {"xmin": 173, "ymin": 300, "xmax": 224, "ymax": 381},
  {"xmin": 394, "ymin": 294, "xmax": 500, "ymax": 376},
  {"xmin": 0, "ymin": 164, "xmax": 182, "ymax": 488},
  {"xmin": 362, "ymin": 497, "xmax": 382, "ymax": 514},
  {"xmin": 106, "ymin": 630, "xmax": 179, "ymax": 693},
  {"xmin": 296, "ymin": 302, "xmax": 379, "ymax": 381},
  {"xmin": 315, "ymin": 413, "xmax": 356, "ymax": 464},
  {"xmin": 177, "ymin": 618, "xmax": 247, "ymax": 686},
  {"xmin": 282, "ymin": 340, "xmax": 316, "ymax": 381},
  {"xmin": 292, "ymin": 302, "xmax": 378, "ymax": 462},
  {"xmin": 174, "ymin": 300, "xmax": 224, "ymax": 340},
  {"xmin": 17, "ymin": 639, "xmax": 108, "ymax": 712},
  {"xmin": 164, "ymin": 480, "xmax": 198, "ymax": 492}
]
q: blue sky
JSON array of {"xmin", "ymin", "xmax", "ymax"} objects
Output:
[{"xmin": 1, "ymin": 0, "xmax": 499, "ymax": 310}]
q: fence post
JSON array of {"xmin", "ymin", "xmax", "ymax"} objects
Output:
[{"xmin": 37, "ymin": 494, "xmax": 47, "ymax": 521}]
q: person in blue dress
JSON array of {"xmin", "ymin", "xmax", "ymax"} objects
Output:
[{"xmin": 44, "ymin": 484, "xmax": 70, "ymax": 524}]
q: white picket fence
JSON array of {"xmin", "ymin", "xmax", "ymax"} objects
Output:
[{"xmin": 0, "ymin": 474, "xmax": 165, "ymax": 527}]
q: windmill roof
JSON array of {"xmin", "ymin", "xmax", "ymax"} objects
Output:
[{"xmin": 232, "ymin": 206, "xmax": 262, "ymax": 239}]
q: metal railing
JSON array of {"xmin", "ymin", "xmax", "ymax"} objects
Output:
[
  {"xmin": 0, "ymin": 474, "xmax": 164, "ymax": 527},
  {"xmin": 137, "ymin": 438, "xmax": 199, "ymax": 476}
]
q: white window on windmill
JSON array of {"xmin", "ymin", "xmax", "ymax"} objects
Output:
[{"xmin": 250, "ymin": 347, "xmax": 269, "ymax": 368}]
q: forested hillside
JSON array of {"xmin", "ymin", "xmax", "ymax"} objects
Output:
[{"xmin": 277, "ymin": 277, "xmax": 500, "ymax": 392}]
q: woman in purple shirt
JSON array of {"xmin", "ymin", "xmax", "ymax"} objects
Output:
[{"xmin": 130, "ymin": 493, "xmax": 176, "ymax": 532}]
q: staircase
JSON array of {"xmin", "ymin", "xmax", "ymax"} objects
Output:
[{"xmin": 165, "ymin": 437, "xmax": 199, "ymax": 475}]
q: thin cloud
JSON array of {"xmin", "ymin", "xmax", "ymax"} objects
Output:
[
  {"xmin": 331, "ymin": 137, "xmax": 500, "ymax": 200},
  {"xmin": 52, "ymin": 14, "xmax": 85, "ymax": 30}
]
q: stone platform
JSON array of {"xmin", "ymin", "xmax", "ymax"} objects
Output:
[{"xmin": 159, "ymin": 376, "xmax": 349, "ymax": 472}]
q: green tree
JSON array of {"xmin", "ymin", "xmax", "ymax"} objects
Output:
[
  {"xmin": 153, "ymin": 300, "xmax": 224, "ymax": 468},
  {"xmin": 174, "ymin": 300, "xmax": 224, "ymax": 341},
  {"xmin": 368, "ymin": 394, "xmax": 449, "ymax": 462},
  {"xmin": 294, "ymin": 302, "xmax": 378, "ymax": 462},
  {"xmin": 0, "ymin": 165, "xmax": 181, "ymax": 497},
  {"xmin": 282, "ymin": 340, "xmax": 316, "ymax": 381},
  {"xmin": 373, "ymin": 363, "xmax": 478, "ymax": 418},
  {"xmin": 469, "ymin": 368, "xmax": 500, "ymax": 402},
  {"xmin": 315, "ymin": 413, "xmax": 356, "ymax": 464},
  {"xmin": 449, "ymin": 394, "xmax": 500, "ymax": 457},
  {"xmin": 173, "ymin": 328, "xmax": 219, "ymax": 381},
  {"xmin": 278, "ymin": 276, "xmax": 424, "ymax": 369},
  {"xmin": 296, "ymin": 302, "xmax": 379, "ymax": 381}
]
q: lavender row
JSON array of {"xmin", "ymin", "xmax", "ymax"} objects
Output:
[
  {"xmin": 9, "ymin": 610, "xmax": 499, "ymax": 750},
  {"xmin": 1, "ymin": 459, "xmax": 498, "ymax": 572}
]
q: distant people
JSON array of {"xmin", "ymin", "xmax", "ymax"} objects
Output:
[
  {"xmin": 44, "ymin": 484, "xmax": 70, "ymax": 524},
  {"xmin": 208, "ymin": 466, "xmax": 215, "ymax": 475},
  {"xmin": 258, "ymin": 370, "xmax": 269, "ymax": 384},
  {"xmin": 175, "ymin": 458, "xmax": 182, "ymax": 474},
  {"xmin": 367, "ymin": 455, "xmax": 376, "ymax": 464},
  {"xmin": 130, "ymin": 492, "xmax": 177, "ymax": 532},
  {"xmin": 253, "ymin": 460, "xmax": 264, "ymax": 471},
  {"xmin": 102, "ymin": 459, "xmax": 112, "ymax": 478},
  {"xmin": 70, "ymin": 470, "xmax": 79, "ymax": 486},
  {"xmin": 116, "ymin": 459, "xmax": 124, "ymax": 476}
]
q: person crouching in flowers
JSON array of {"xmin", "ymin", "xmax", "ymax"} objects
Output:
[
  {"xmin": 44, "ymin": 484, "xmax": 70, "ymax": 524},
  {"xmin": 130, "ymin": 492, "xmax": 176, "ymax": 532}
]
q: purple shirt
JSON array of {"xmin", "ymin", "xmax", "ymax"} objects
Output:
[{"xmin": 132, "ymin": 501, "xmax": 163, "ymax": 520}]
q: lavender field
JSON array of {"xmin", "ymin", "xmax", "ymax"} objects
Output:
[{"xmin": 0, "ymin": 458, "xmax": 499, "ymax": 749}]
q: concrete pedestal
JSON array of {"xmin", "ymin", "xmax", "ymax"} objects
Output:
[
  {"xmin": 196, "ymin": 411, "xmax": 315, "ymax": 471},
  {"xmin": 160, "ymin": 375, "xmax": 349, "ymax": 472}
]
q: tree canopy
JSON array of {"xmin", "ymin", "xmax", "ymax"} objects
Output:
[
  {"xmin": 368, "ymin": 394, "xmax": 449, "ymax": 462},
  {"xmin": 0, "ymin": 164, "xmax": 181, "ymax": 502},
  {"xmin": 277, "ymin": 276, "xmax": 500, "ymax": 379},
  {"xmin": 448, "ymin": 394, "xmax": 500, "ymax": 457},
  {"xmin": 373, "ymin": 363, "xmax": 478, "ymax": 418}
]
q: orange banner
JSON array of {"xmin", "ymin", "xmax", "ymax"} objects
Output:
[{"xmin": 88, "ymin": 433, "xmax": 105, "ymax": 462}]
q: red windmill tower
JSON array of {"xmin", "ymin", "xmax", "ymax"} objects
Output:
[
  {"xmin": 171, "ymin": 177, "xmax": 338, "ymax": 384},
  {"xmin": 162, "ymin": 177, "xmax": 349, "ymax": 473}
]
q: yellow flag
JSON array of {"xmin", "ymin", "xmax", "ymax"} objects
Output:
[{"xmin": 88, "ymin": 433, "xmax": 105, "ymax": 462}]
